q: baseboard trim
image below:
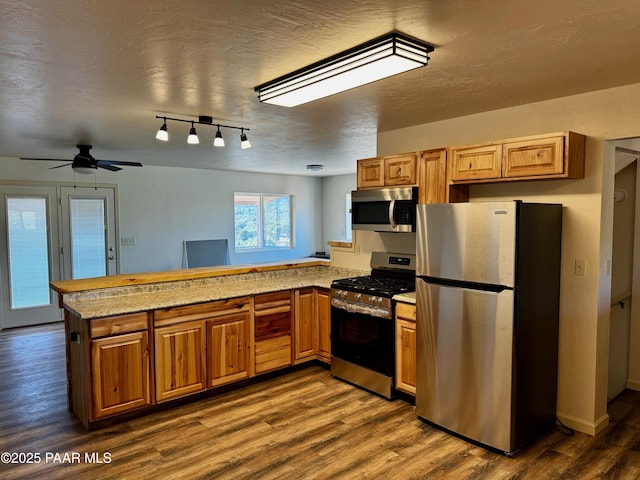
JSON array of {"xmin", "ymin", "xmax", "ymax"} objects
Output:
[
  {"xmin": 556, "ymin": 411, "xmax": 610, "ymax": 436},
  {"xmin": 626, "ymin": 379, "xmax": 640, "ymax": 391}
]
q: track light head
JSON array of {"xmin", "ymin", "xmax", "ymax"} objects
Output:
[
  {"xmin": 240, "ymin": 129, "xmax": 251, "ymax": 149},
  {"xmin": 187, "ymin": 122, "xmax": 199, "ymax": 144},
  {"xmin": 155, "ymin": 118, "xmax": 168, "ymax": 141},
  {"xmin": 213, "ymin": 126, "xmax": 225, "ymax": 147}
]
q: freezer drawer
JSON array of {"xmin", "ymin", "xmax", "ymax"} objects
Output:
[{"xmin": 415, "ymin": 279, "xmax": 515, "ymax": 453}]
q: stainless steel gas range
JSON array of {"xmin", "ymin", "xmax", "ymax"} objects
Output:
[{"xmin": 330, "ymin": 251, "xmax": 416, "ymax": 399}]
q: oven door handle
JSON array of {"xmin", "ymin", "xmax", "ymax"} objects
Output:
[{"xmin": 388, "ymin": 200, "xmax": 396, "ymax": 229}]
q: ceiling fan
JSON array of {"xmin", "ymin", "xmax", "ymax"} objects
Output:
[{"xmin": 20, "ymin": 144, "xmax": 143, "ymax": 174}]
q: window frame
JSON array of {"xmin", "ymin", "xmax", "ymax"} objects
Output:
[{"xmin": 233, "ymin": 192, "xmax": 293, "ymax": 252}]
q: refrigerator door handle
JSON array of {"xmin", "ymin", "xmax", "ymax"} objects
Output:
[
  {"xmin": 418, "ymin": 275, "xmax": 512, "ymax": 293},
  {"xmin": 388, "ymin": 200, "xmax": 396, "ymax": 229}
]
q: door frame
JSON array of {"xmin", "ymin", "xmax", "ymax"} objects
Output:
[
  {"xmin": 615, "ymin": 150, "xmax": 640, "ymax": 391},
  {"xmin": 0, "ymin": 180, "xmax": 119, "ymax": 330}
]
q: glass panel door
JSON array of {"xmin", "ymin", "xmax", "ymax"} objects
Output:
[
  {"xmin": 60, "ymin": 187, "xmax": 117, "ymax": 279},
  {"xmin": 0, "ymin": 186, "xmax": 62, "ymax": 329}
]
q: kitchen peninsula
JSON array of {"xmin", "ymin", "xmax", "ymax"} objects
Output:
[{"xmin": 51, "ymin": 259, "xmax": 366, "ymax": 429}]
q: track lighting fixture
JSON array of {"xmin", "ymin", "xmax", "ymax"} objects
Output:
[
  {"xmin": 155, "ymin": 115, "xmax": 251, "ymax": 149},
  {"xmin": 240, "ymin": 129, "xmax": 251, "ymax": 149},
  {"xmin": 187, "ymin": 122, "xmax": 199, "ymax": 144},
  {"xmin": 155, "ymin": 117, "xmax": 169, "ymax": 141},
  {"xmin": 213, "ymin": 126, "xmax": 225, "ymax": 147},
  {"xmin": 254, "ymin": 31, "xmax": 433, "ymax": 107}
]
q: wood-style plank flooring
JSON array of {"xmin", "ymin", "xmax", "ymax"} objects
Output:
[{"xmin": 2, "ymin": 323, "xmax": 640, "ymax": 479}]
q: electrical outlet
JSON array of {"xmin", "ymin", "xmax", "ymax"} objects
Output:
[{"xmin": 575, "ymin": 259, "xmax": 586, "ymax": 276}]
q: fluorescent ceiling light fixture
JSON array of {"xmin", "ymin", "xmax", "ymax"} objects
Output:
[{"xmin": 254, "ymin": 32, "xmax": 433, "ymax": 107}]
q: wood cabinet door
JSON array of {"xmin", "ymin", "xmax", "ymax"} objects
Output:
[
  {"xmin": 294, "ymin": 288, "xmax": 317, "ymax": 362},
  {"xmin": 155, "ymin": 320, "xmax": 206, "ymax": 402},
  {"xmin": 395, "ymin": 302, "xmax": 417, "ymax": 396},
  {"xmin": 502, "ymin": 136, "xmax": 564, "ymax": 178},
  {"xmin": 450, "ymin": 144, "xmax": 502, "ymax": 181},
  {"xmin": 316, "ymin": 288, "xmax": 331, "ymax": 362},
  {"xmin": 418, "ymin": 149, "xmax": 447, "ymax": 204},
  {"xmin": 91, "ymin": 331, "xmax": 150, "ymax": 419},
  {"xmin": 384, "ymin": 153, "xmax": 417, "ymax": 186},
  {"xmin": 207, "ymin": 312, "xmax": 251, "ymax": 388},
  {"xmin": 357, "ymin": 158, "xmax": 384, "ymax": 188}
]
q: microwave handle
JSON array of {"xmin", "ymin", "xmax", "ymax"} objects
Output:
[{"xmin": 388, "ymin": 200, "xmax": 397, "ymax": 229}]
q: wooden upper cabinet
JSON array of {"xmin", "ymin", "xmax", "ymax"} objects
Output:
[
  {"xmin": 450, "ymin": 132, "xmax": 585, "ymax": 184},
  {"xmin": 357, "ymin": 158, "xmax": 384, "ymax": 188},
  {"xmin": 384, "ymin": 153, "xmax": 418, "ymax": 186},
  {"xmin": 357, "ymin": 153, "xmax": 418, "ymax": 189},
  {"xmin": 450, "ymin": 144, "xmax": 502, "ymax": 182},
  {"xmin": 418, "ymin": 149, "xmax": 447, "ymax": 204}
]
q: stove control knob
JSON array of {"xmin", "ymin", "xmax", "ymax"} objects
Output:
[{"xmin": 354, "ymin": 293, "xmax": 362, "ymax": 301}]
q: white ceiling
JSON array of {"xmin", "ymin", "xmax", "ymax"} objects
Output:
[{"xmin": 2, "ymin": 0, "xmax": 640, "ymax": 177}]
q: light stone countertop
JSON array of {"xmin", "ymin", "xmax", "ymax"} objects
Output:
[
  {"xmin": 62, "ymin": 265, "xmax": 368, "ymax": 320},
  {"xmin": 394, "ymin": 292, "xmax": 416, "ymax": 304}
]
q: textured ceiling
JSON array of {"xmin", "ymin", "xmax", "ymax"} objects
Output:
[{"xmin": 1, "ymin": 0, "xmax": 640, "ymax": 176}]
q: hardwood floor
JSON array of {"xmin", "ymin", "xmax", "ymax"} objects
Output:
[{"xmin": 2, "ymin": 323, "xmax": 640, "ymax": 479}]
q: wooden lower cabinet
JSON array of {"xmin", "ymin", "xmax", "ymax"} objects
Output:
[
  {"xmin": 316, "ymin": 288, "xmax": 331, "ymax": 363},
  {"xmin": 294, "ymin": 288, "xmax": 317, "ymax": 362},
  {"xmin": 395, "ymin": 302, "xmax": 417, "ymax": 396},
  {"xmin": 154, "ymin": 297, "xmax": 251, "ymax": 401},
  {"xmin": 254, "ymin": 291, "xmax": 292, "ymax": 374},
  {"xmin": 91, "ymin": 330, "xmax": 151, "ymax": 419},
  {"xmin": 155, "ymin": 320, "xmax": 206, "ymax": 402},
  {"xmin": 294, "ymin": 288, "xmax": 331, "ymax": 364},
  {"xmin": 207, "ymin": 311, "xmax": 251, "ymax": 388}
]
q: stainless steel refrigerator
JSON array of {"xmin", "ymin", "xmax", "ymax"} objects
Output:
[{"xmin": 415, "ymin": 201, "xmax": 562, "ymax": 455}]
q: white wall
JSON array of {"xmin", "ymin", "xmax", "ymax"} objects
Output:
[
  {"xmin": 0, "ymin": 158, "xmax": 323, "ymax": 273},
  {"xmin": 332, "ymin": 81, "xmax": 640, "ymax": 436},
  {"xmin": 321, "ymin": 174, "xmax": 356, "ymax": 247}
]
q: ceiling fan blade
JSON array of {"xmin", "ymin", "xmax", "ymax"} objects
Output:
[
  {"xmin": 96, "ymin": 160, "xmax": 143, "ymax": 167},
  {"xmin": 49, "ymin": 163, "xmax": 73, "ymax": 169},
  {"xmin": 98, "ymin": 164, "xmax": 122, "ymax": 172},
  {"xmin": 20, "ymin": 157, "xmax": 67, "ymax": 162}
]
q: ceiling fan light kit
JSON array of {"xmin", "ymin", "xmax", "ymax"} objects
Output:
[
  {"xmin": 254, "ymin": 31, "xmax": 434, "ymax": 107},
  {"xmin": 156, "ymin": 115, "xmax": 250, "ymax": 149}
]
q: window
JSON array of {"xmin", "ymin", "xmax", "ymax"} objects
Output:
[{"xmin": 234, "ymin": 193, "xmax": 292, "ymax": 251}]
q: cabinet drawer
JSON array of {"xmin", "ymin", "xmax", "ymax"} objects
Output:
[
  {"xmin": 255, "ymin": 336, "xmax": 291, "ymax": 373},
  {"xmin": 502, "ymin": 136, "xmax": 564, "ymax": 178},
  {"xmin": 254, "ymin": 291, "xmax": 291, "ymax": 310},
  {"xmin": 255, "ymin": 310, "xmax": 291, "ymax": 339},
  {"xmin": 450, "ymin": 144, "xmax": 502, "ymax": 181},
  {"xmin": 154, "ymin": 297, "xmax": 250, "ymax": 327},
  {"xmin": 90, "ymin": 312, "xmax": 149, "ymax": 338},
  {"xmin": 395, "ymin": 302, "xmax": 416, "ymax": 322}
]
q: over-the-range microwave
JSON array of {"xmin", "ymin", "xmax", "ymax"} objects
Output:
[{"xmin": 351, "ymin": 186, "xmax": 418, "ymax": 232}]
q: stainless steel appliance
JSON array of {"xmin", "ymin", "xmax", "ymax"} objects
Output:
[
  {"xmin": 351, "ymin": 187, "xmax": 418, "ymax": 232},
  {"xmin": 331, "ymin": 251, "xmax": 415, "ymax": 398},
  {"xmin": 415, "ymin": 201, "xmax": 562, "ymax": 455}
]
